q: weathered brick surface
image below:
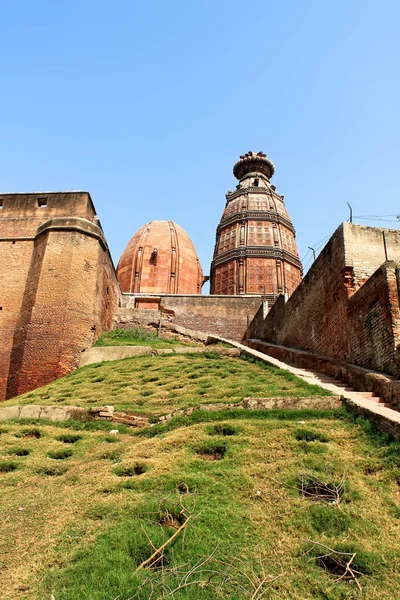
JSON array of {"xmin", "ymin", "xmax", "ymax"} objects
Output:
[
  {"xmin": 120, "ymin": 294, "xmax": 262, "ymax": 341},
  {"xmin": 246, "ymin": 223, "xmax": 400, "ymax": 376},
  {"xmin": 0, "ymin": 192, "xmax": 119, "ymax": 400},
  {"xmin": 347, "ymin": 264, "xmax": 400, "ymax": 375}
]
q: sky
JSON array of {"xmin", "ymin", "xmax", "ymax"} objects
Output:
[{"xmin": 1, "ymin": 0, "xmax": 399, "ymax": 283}]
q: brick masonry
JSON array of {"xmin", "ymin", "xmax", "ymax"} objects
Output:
[
  {"xmin": 246, "ymin": 222, "xmax": 400, "ymax": 376},
  {"xmin": 119, "ymin": 293, "xmax": 262, "ymax": 342},
  {"xmin": 0, "ymin": 192, "xmax": 119, "ymax": 400}
]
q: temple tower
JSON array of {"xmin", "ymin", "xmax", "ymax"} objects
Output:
[{"xmin": 210, "ymin": 151, "xmax": 302, "ymax": 300}]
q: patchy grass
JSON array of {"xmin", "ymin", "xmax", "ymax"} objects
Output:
[
  {"xmin": 0, "ymin": 460, "xmax": 18, "ymax": 473},
  {"xmin": 55, "ymin": 433, "xmax": 82, "ymax": 444},
  {"xmin": 47, "ymin": 449, "xmax": 73, "ymax": 460},
  {"xmin": 113, "ymin": 463, "xmax": 147, "ymax": 477},
  {"xmin": 15, "ymin": 427, "xmax": 42, "ymax": 439},
  {"xmin": 0, "ymin": 412, "xmax": 400, "ymax": 599},
  {"xmin": 94, "ymin": 327, "xmax": 199, "ymax": 348},
  {"xmin": 7, "ymin": 353, "xmax": 331, "ymax": 417},
  {"xmin": 294, "ymin": 428, "xmax": 330, "ymax": 443},
  {"xmin": 194, "ymin": 439, "xmax": 227, "ymax": 460},
  {"xmin": 7, "ymin": 447, "xmax": 31, "ymax": 456},
  {"xmin": 1, "ymin": 355, "xmax": 399, "ymax": 598},
  {"xmin": 206, "ymin": 422, "xmax": 238, "ymax": 436}
]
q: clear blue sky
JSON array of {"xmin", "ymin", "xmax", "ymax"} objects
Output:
[{"xmin": 1, "ymin": 1, "xmax": 399, "ymax": 281}]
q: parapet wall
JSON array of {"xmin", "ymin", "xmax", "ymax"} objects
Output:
[
  {"xmin": 0, "ymin": 192, "xmax": 120, "ymax": 400},
  {"xmin": 120, "ymin": 293, "xmax": 262, "ymax": 341},
  {"xmin": 246, "ymin": 223, "xmax": 400, "ymax": 376}
]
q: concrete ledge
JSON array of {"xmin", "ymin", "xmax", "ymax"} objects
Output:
[
  {"xmin": 80, "ymin": 346, "xmax": 152, "ymax": 367},
  {"xmin": 242, "ymin": 396, "xmax": 342, "ymax": 410},
  {"xmin": 0, "ymin": 405, "xmax": 90, "ymax": 422},
  {"xmin": 79, "ymin": 345, "xmax": 240, "ymax": 367},
  {"xmin": 343, "ymin": 397, "xmax": 400, "ymax": 439}
]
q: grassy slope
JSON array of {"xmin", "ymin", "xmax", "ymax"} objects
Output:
[
  {"xmin": 1, "ymin": 412, "xmax": 400, "ymax": 600},
  {"xmin": 6, "ymin": 353, "xmax": 331, "ymax": 417},
  {"xmin": 94, "ymin": 328, "xmax": 199, "ymax": 348},
  {"xmin": 2, "ymin": 353, "xmax": 399, "ymax": 599}
]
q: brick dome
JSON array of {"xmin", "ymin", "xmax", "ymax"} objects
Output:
[
  {"xmin": 117, "ymin": 220, "xmax": 203, "ymax": 294},
  {"xmin": 210, "ymin": 152, "xmax": 302, "ymax": 299}
]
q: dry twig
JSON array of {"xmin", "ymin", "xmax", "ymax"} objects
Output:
[
  {"xmin": 134, "ymin": 515, "xmax": 193, "ymax": 574},
  {"xmin": 304, "ymin": 539, "xmax": 363, "ymax": 591}
]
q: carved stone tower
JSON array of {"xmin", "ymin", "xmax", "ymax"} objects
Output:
[{"xmin": 210, "ymin": 152, "xmax": 302, "ymax": 300}]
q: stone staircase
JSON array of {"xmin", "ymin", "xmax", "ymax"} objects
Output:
[{"xmin": 300, "ymin": 371, "xmax": 393, "ymax": 409}]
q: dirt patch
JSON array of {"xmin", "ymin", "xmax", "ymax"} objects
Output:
[
  {"xmin": 157, "ymin": 511, "xmax": 185, "ymax": 529},
  {"xmin": 0, "ymin": 461, "xmax": 18, "ymax": 473},
  {"xmin": 8, "ymin": 448, "xmax": 30, "ymax": 456},
  {"xmin": 17, "ymin": 428, "xmax": 42, "ymax": 439},
  {"xmin": 56, "ymin": 434, "xmax": 82, "ymax": 444},
  {"xmin": 195, "ymin": 443, "xmax": 227, "ymax": 461},
  {"xmin": 299, "ymin": 475, "xmax": 344, "ymax": 504},
  {"xmin": 208, "ymin": 423, "xmax": 237, "ymax": 436},
  {"xmin": 47, "ymin": 449, "xmax": 73, "ymax": 460},
  {"xmin": 37, "ymin": 466, "xmax": 68, "ymax": 477}
]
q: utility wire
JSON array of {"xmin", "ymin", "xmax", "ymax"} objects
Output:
[
  {"xmin": 300, "ymin": 233, "xmax": 331, "ymax": 263},
  {"xmin": 353, "ymin": 216, "xmax": 400, "ymax": 222},
  {"xmin": 353, "ymin": 214, "xmax": 399, "ymax": 218}
]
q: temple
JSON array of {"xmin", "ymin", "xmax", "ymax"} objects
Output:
[
  {"xmin": 210, "ymin": 151, "xmax": 302, "ymax": 301},
  {"xmin": 1, "ymin": 152, "xmax": 400, "ymax": 412}
]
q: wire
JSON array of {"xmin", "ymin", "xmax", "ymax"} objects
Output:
[
  {"xmin": 353, "ymin": 216, "xmax": 400, "ymax": 222},
  {"xmin": 301, "ymin": 233, "xmax": 331, "ymax": 268},
  {"xmin": 353, "ymin": 214, "xmax": 399, "ymax": 218},
  {"xmin": 300, "ymin": 248, "xmax": 311, "ymax": 262}
]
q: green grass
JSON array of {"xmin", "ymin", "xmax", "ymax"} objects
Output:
[
  {"xmin": 7, "ymin": 353, "xmax": 332, "ymax": 417},
  {"xmin": 94, "ymin": 327, "xmax": 199, "ymax": 348},
  {"xmin": 0, "ymin": 459, "xmax": 19, "ymax": 473},
  {"xmin": 47, "ymin": 448, "xmax": 73, "ymax": 460},
  {"xmin": 293, "ymin": 428, "xmax": 330, "ymax": 443},
  {"xmin": 2, "ymin": 352, "xmax": 399, "ymax": 598},
  {"xmin": 1, "ymin": 412, "xmax": 400, "ymax": 599}
]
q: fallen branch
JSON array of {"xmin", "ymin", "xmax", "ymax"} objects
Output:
[{"xmin": 135, "ymin": 515, "xmax": 193, "ymax": 574}]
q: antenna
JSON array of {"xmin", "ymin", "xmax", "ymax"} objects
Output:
[
  {"xmin": 308, "ymin": 246, "xmax": 316, "ymax": 262},
  {"xmin": 347, "ymin": 202, "xmax": 353, "ymax": 223}
]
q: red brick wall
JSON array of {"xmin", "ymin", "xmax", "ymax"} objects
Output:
[
  {"xmin": 248, "ymin": 224, "xmax": 348, "ymax": 355},
  {"xmin": 0, "ymin": 193, "xmax": 119, "ymax": 400},
  {"xmin": 0, "ymin": 239, "xmax": 34, "ymax": 399},
  {"xmin": 347, "ymin": 264, "xmax": 400, "ymax": 375},
  {"xmin": 247, "ymin": 223, "xmax": 400, "ymax": 376},
  {"xmin": 121, "ymin": 294, "xmax": 262, "ymax": 341}
]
